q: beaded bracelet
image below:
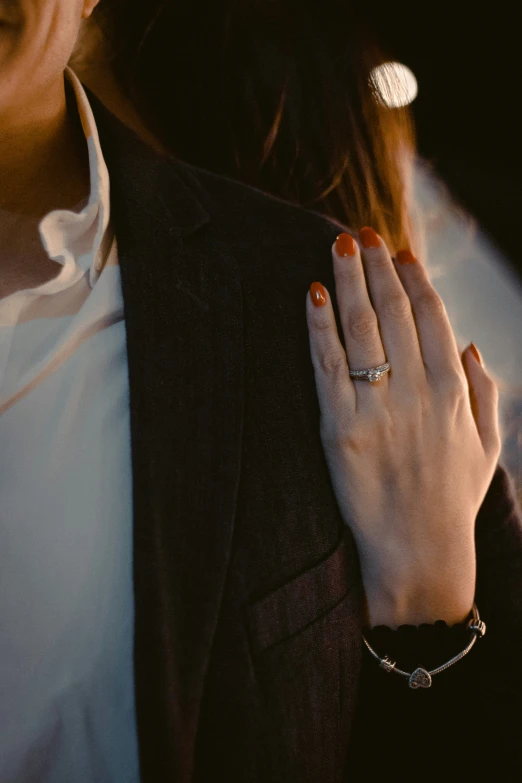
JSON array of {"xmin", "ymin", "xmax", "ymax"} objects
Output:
[{"xmin": 362, "ymin": 602, "xmax": 486, "ymax": 689}]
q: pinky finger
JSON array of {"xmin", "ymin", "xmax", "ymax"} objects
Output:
[
  {"xmin": 306, "ymin": 282, "xmax": 356, "ymax": 440},
  {"xmin": 462, "ymin": 342, "xmax": 502, "ymax": 459}
]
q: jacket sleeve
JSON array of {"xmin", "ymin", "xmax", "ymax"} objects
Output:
[{"xmin": 346, "ymin": 461, "xmax": 522, "ymax": 778}]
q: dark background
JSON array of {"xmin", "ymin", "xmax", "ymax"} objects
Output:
[{"xmin": 366, "ymin": 4, "xmax": 521, "ymax": 274}]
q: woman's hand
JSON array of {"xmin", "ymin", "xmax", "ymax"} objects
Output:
[{"xmin": 306, "ymin": 228, "xmax": 502, "ymax": 629}]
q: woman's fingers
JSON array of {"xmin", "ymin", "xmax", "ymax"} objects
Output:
[
  {"xmin": 392, "ymin": 248, "xmax": 468, "ymax": 388},
  {"xmin": 308, "ymin": 227, "xmax": 490, "ymax": 442},
  {"xmin": 306, "ymin": 282, "xmax": 356, "ymax": 435},
  {"xmin": 331, "ymin": 232, "xmax": 389, "ymax": 387},
  {"xmin": 461, "ymin": 343, "xmax": 502, "ymax": 459},
  {"xmin": 333, "ymin": 228, "xmax": 423, "ymax": 393}
]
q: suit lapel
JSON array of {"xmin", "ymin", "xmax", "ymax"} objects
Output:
[{"xmin": 90, "ymin": 94, "xmax": 245, "ymax": 782}]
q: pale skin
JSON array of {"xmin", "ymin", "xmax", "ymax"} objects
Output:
[
  {"xmin": 0, "ymin": 0, "xmax": 100, "ymax": 298},
  {"xmin": 306, "ymin": 230, "xmax": 502, "ymax": 629}
]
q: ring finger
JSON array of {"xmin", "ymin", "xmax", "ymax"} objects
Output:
[{"xmin": 332, "ymin": 230, "xmax": 421, "ymax": 393}]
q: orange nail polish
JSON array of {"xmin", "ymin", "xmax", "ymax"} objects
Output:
[
  {"xmin": 396, "ymin": 249, "xmax": 417, "ymax": 265},
  {"xmin": 359, "ymin": 227, "xmax": 380, "ymax": 249},
  {"xmin": 310, "ymin": 282, "xmax": 327, "ymax": 307},
  {"xmin": 335, "ymin": 233, "xmax": 356, "ymax": 257},
  {"xmin": 469, "ymin": 342, "xmax": 483, "ymax": 366}
]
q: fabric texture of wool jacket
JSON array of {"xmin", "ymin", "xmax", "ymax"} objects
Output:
[{"xmin": 87, "ymin": 90, "xmax": 522, "ymax": 782}]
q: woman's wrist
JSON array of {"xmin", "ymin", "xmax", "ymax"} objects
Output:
[
  {"xmin": 364, "ymin": 594, "xmax": 473, "ymax": 630},
  {"xmin": 362, "ymin": 574, "xmax": 475, "ymax": 630},
  {"xmin": 357, "ymin": 533, "xmax": 477, "ymax": 629}
]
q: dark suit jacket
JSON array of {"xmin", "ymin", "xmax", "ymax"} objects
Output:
[{"xmin": 87, "ymin": 92, "xmax": 522, "ymax": 782}]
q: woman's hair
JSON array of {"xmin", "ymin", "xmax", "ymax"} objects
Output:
[
  {"xmin": 79, "ymin": 3, "xmax": 522, "ymax": 494},
  {"xmin": 87, "ymin": 0, "xmax": 417, "ymax": 253}
]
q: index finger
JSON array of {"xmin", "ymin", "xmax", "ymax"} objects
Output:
[{"xmin": 306, "ymin": 281, "xmax": 357, "ymax": 439}]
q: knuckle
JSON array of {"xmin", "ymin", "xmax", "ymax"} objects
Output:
[
  {"xmin": 315, "ymin": 348, "xmax": 347, "ymax": 376},
  {"xmin": 321, "ymin": 416, "xmax": 348, "ymax": 446},
  {"xmin": 312, "ymin": 315, "xmax": 335, "ymax": 334},
  {"xmin": 415, "ymin": 289, "xmax": 445, "ymax": 318},
  {"xmin": 322, "ymin": 420, "xmax": 365, "ymax": 454},
  {"xmin": 335, "ymin": 262, "xmax": 364, "ymax": 288},
  {"xmin": 380, "ymin": 293, "xmax": 412, "ymax": 323},
  {"xmin": 438, "ymin": 374, "xmax": 466, "ymax": 402},
  {"xmin": 347, "ymin": 308, "xmax": 378, "ymax": 339},
  {"xmin": 366, "ymin": 251, "xmax": 389, "ymax": 272},
  {"xmin": 485, "ymin": 375, "xmax": 500, "ymax": 397}
]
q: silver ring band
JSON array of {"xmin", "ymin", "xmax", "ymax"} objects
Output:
[{"xmin": 348, "ymin": 362, "xmax": 391, "ymax": 383}]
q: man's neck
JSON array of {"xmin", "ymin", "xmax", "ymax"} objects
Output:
[{"xmin": 0, "ymin": 75, "xmax": 91, "ymax": 222}]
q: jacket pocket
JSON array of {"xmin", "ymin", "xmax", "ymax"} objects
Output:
[
  {"xmin": 246, "ymin": 529, "xmax": 362, "ymax": 783},
  {"xmin": 247, "ymin": 527, "xmax": 358, "ymax": 654}
]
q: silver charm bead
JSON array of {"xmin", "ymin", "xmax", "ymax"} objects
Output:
[
  {"xmin": 467, "ymin": 618, "xmax": 487, "ymax": 638},
  {"xmin": 380, "ymin": 656, "xmax": 396, "ymax": 673},
  {"xmin": 408, "ymin": 667, "xmax": 432, "ymax": 689}
]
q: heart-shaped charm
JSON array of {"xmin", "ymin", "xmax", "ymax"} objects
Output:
[{"xmin": 408, "ymin": 667, "xmax": 432, "ymax": 689}]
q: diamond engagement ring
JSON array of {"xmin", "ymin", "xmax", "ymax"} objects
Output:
[{"xmin": 348, "ymin": 362, "xmax": 391, "ymax": 383}]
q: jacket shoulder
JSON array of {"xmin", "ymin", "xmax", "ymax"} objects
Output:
[
  {"xmin": 171, "ymin": 158, "xmax": 349, "ymax": 250},
  {"xmin": 89, "ymin": 89, "xmax": 347, "ymax": 262}
]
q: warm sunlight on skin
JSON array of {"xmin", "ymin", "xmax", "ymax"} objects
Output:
[
  {"xmin": 0, "ymin": 0, "xmax": 100, "ymax": 219},
  {"xmin": 0, "ymin": 0, "xmax": 98, "ymax": 117},
  {"xmin": 0, "ymin": 1, "xmax": 100, "ymax": 298}
]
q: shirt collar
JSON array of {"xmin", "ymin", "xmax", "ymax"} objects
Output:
[{"xmin": 38, "ymin": 67, "xmax": 112, "ymax": 290}]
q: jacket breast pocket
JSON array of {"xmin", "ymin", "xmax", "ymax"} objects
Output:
[{"xmin": 247, "ymin": 529, "xmax": 362, "ymax": 783}]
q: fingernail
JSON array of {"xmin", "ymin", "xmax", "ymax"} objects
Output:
[
  {"xmin": 359, "ymin": 227, "xmax": 380, "ymax": 249},
  {"xmin": 469, "ymin": 342, "xmax": 483, "ymax": 366},
  {"xmin": 310, "ymin": 282, "xmax": 327, "ymax": 307},
  {"xmin": 396, "ymin": 249, "xmax": 417, "ymax": 265},
  {"xmin": 335, "ymin": 233, "xmax": 357, "ymax": 257}
]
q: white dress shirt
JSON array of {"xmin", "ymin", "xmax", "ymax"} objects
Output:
[{"xmin": 0, "ymin": 69, "xmax": 140, "ymax": 782}]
